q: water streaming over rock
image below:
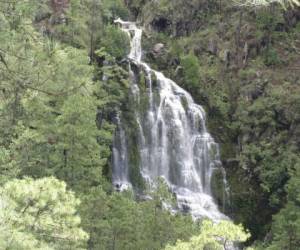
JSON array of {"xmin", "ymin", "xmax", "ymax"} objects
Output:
[{"xmin": 112, "ymin": 19, "xmax": 228, "ymax": 221}]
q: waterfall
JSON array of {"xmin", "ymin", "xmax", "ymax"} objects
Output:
[{"xmin": 112, "ymin": 19, "xmax": 228, "ymax": 221}]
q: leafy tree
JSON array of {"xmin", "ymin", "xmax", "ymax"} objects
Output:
[
  {"xmin": 0, "ymin": 227, "xmax": 54, "ymax": 250},
  {"xmin": 0, "ymin": 146, "xmax": 18, "ymax": 185},
  {"xmin": 102, "ymin": 0, "xmax": 129, "ymax": 22},
  {"xmin": 61, "ymin": 0, "xmax": 104, "ymax": 58},
  {"xmin": 81, "ymin": 189, "xmax": 146, "ymax": 250},
  {"xmin": 100, "ymin": 25, "xmax": 130, "ymax": 60},
  {"xmin": 0, "ymin": 2, "xmax": 47, "ymax": 146},
  {"xmin": 56, "ymin": 0, "xmax": 129, "ymax": 59},
  {"xmin": 165, "ymin": 220, "xmax": 251, "ymax": 250},
  {"xmin": 3, "ymin": 45, "xmax": 109, "ymax": 193},
  {"xmin": 266, "ymin": 163, "xmax": 300, "ymax": 250},
  {"xmin": 80, "ymin": 180, "xmax": 200, "ymax": 250},
  {"xmin": 0, "ymin": 177, "xmax": 88, "ymax": 250},
  {"xmin": 180, "ymin": 53, "xmax": 200, "ymax": 88}
]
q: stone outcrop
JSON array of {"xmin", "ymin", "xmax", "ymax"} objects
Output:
[{"xmin": 152, "ymin": 43, "xmax": 165, "ymax": 55}]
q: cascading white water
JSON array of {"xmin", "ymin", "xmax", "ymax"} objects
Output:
[{"xmin": 112, "ymin": 19, "xmax": 227, "ymax": 221}]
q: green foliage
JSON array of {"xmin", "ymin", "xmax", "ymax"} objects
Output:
[
  {"xmin": 0, "ymin": 0, "xmax": 49, "ymax": 28},
  {"xmin": 80, "ymin": 184, "xmax": 200, "ymax": 250},
  {"xmin": 165, "ymin": 220, "xmax": 251, "ymax": 250},
  {"xmin": 2, "ymin": 45, "xmax": 108, "ymax": 192},
  {"xmin": 0, "ymin": 146, "xmax": 18, "ymax": 185},
  {"xmin": 230, "ymin": 80, "xmax": 300, "ymax": 239},
  {"xmin": 263, "ymin": 48, "xmax": 282, "ymax": 66},
  {"xmin": 180, "ymin": 53, "xmax": 200, "ymax": 88},
  {"xmin": 54, "ymin": 0, "xmax": 128, "ymax": 57},
  {"xmin": 102, "ymin": 0, "xmax": 129, "ymax": 22},
  {"xmin": 80, "ymin": 187, "xmax": 143, "ymax": 250},
  {"xmin": 101, "ymin": 25, "xmax": 130, "ymax": 60},
  {"xmin": 256, "ymin": 10, "xmax": 284, "ymax": 32},
  {"xmin": 0, "ymin": 177, "xmax": 88, "ymax": 250},
  {"xmin": 266, "ymin": 163, "xmax": 300, "ymax": 250},
  {"xmin": 0, "ymin": 2, "xmax": 129, "ymax": 248}
]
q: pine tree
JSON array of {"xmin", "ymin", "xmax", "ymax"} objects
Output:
[
  {"xmin": 0, "ymin": 177, "xmax": 88, "ymax": 250},
  {"xmin": 165, "ymin": 220, "xmax": 251, "ymax": 250}
]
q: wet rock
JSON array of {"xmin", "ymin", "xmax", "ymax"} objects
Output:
[
  {"xmin": 153, "ymin": 43, "xmax": 165, "ymax": 56},
  {"xmin": 211, "ymin": 168, "xmax": 227, "ymax": 210},
  {"xmin": 181, "ymin": 203, "xmax": 191, "ymax": 213},
  {"xmin": 175, "ymin": 66, "xmax": 183, "ymax": 77}
]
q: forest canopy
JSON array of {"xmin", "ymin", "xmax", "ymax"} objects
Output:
[{"xmin": 0, "ymin": 0, "xmax": 299, "ymax": 249}]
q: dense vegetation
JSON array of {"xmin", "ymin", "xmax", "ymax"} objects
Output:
[
  {"xmin": 0, "ymin": 0, "xmax": 299, "ymax": 249},
  {"xmin": 0, "ymin": 0, "xmax": 198, "ymax": 249}
]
